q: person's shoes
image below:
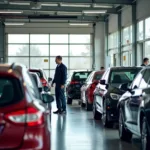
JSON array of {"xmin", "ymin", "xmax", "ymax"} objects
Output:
[
  {"xmin": 61, "ymin": 110, "xmax": 67, "ymax": 114},
  {"xmin": 53, "ymin": 110, "xmax": 61, "ymax": 114}
]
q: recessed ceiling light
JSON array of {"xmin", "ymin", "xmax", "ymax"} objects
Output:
[
  {"xmin": 41, "ymin": 3, "xmax": 58, "ymax": 6},
  {"xmin": 9, "ymin": 2, "xmax": 30, "ymax": 5},
  {"xmin": 5, "ymin": 22, "xmax": 25, "ymax": 25},
  {"xmin": 69, "ymin": 23, "xmax": 89, "ymax": 26},
  {"xmin": 61, "ymin": 3, "xmax": 91, "ymax": 7},
  {"xmin": 93, "ymin": 4, "xmax": 113, "ymax": 8},
  {"xmin": 83, "ymin": 10, "xmax": 107, "ymax": 14},
  {"xmin": 0, "ymin": 10, "xmax": 23, "ymax": 14}
]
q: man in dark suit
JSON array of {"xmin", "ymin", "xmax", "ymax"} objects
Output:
[
  {"xmin": 141, "ymin": 58, "xmax": 149, "ymax": 66},
  {"xmin": 52, "ymin": 56, "xmax": 67, "ymax": 114}
]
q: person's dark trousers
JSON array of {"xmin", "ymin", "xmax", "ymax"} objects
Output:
[{"xmin": 55, "ymin": 86, "xmax": 66, "ymax": 111}]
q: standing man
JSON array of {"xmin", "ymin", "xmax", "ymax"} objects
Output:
[
  {"xmin": 52, "ymin": 56, "xmax": 67, "ymax": 114},
  {"xmin": 141, "ymin": 58, "xmax": 149, "ymax": 66}
]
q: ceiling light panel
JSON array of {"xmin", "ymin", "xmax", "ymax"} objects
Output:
[
  {"xmin": 57, "ymin": 11, "xmax": 82, "ymax": 16},
  {"xmin": 61, "ymin": 3, "xmax": 91, "ymax": 7},
  {"xmin": 0, "ymin": 10, "xmax": 23, "ymax": 13},
  {"xmin": 5, "ymin": 22, "xmax": 25, "ymax": 25},
  {"xmin": 9, "ymin": 2, "xmax": 30, "ymax": 5},
  {"xmin": 93, "ymin": 4, "xmax": 113, "ymax": 8},
  {"xmin": 83, "ymin": 10, "xmax": 107, "ymax": 14},
  {"xmin": 41, "ymin": 3, "xmax": 58, "ymax": 6},
  {"xmin": 69, "ymin": 23, "xmax": 89, "ymax": 26}
]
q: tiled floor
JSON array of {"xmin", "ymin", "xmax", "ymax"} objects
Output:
[{"xmin": 50, "ymin": 101, "xmax": 140, "ymax": 150}]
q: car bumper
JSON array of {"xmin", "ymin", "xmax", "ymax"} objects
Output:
[{"xmin": 20, "ymin": 125, "xmax": 50, "ymax": 150}]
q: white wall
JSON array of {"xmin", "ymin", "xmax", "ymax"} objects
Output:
[
  {"xmin": 108, "ymin": 14, "xmax": 118, "ymax": 33},
  {"xmin": 137, "ymin": 0, "xmax": 150, "ymax": 21},
  {"xmin": 94, "ymin": 22, "xmax": 105, "ymax": 70},
  {"xmin": 5, "ymin": 23, "xmax": 93, "ymax": 34}
]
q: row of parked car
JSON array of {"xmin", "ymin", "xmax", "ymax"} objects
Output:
[
  {"xmin": 0, "ymin": 63, "xmax": 54, "ymax": 150},
  {"xmin": 66, "ymin": 66, "xmax": 150, "ymax": 150}
]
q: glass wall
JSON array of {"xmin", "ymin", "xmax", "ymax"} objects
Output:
[
  {"xmin": 108, "ymin": 32, "xmax": 119, "ymax": 66},
  {"xmin": 7, "ymin": 34, "xmax": 92, "ymax": 78}
]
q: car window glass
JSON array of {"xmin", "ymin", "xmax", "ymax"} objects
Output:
[
  {"xmin": 109, "ymin": 68, "xmax": 141, "ymax": 84},
  {"xmin": 85, "ymin": 72, "xmax": 93, "ymax": 82},
  {"xmin": 94, "ymin": 73, "xmax": 103, "ymax": 81},
  {"xmin": 72, "ymin": 72, "xmax": 91, "ymax": 81},
  {"xmin": 131, "ymin": 70, "xmax": 145, "ymax": 89},
  {"xmin": 0, "ymin": 78, "xmax": 24, "ymax": 107},
  {"xmin": 139, "ymin": 69, "xmax": 150, "ymax": 89},
  {"xmin": 23, "ymin": 70, "xmax": 40, "ymax": 99}
]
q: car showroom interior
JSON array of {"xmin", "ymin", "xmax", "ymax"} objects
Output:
[{"xmin": 0, "ymin": 0, "xmax": 150, "ymax": 150}]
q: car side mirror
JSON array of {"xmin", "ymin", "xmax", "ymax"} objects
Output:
[
  {"xmin": 44, "ymin": 86, "xmax": 50, "ymax": 92},
  {"xmin": 100, "ymin": 79, "xmax": 106, "ymax": 85},
  {"xmin": 120, "ymin": 83, "xmax": 128, "ymax": 91},
  {"xmin": 48, "ymin": 77, "xmax": 52, "ymax": 82},
  {"xmin": 38, "ymin": 87, "xmax": 43, "ymax": 93},
  {"xmin": 42, "ymin": 93, "xmax": 54, "ymax": 103}
]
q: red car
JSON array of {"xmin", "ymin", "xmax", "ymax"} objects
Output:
[
  {"xmin": 29, "ymin": 69, "xmax": 52, "ymax": 92},
  {"xmin": 80, "ymin": 71, "xmax": 104, "ymax": 111},
  {"xmin": 0, "ymin": 63, "xmax": 53, "ymax": 150}
]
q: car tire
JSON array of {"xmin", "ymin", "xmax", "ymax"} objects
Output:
[
  {"xmin": 141, "ymin": 117, "xmax": 150, "ymax": 150},
  {"xmin": 67, "ymin": 98, "xmax": 72, "ymax": 105},
  {"xmin": 119, "ymin": 108, "xmax": 132, "ymax": 141},
  {"xmin": 93, "ymin": 99, "xmax": 101, "ymax": 120},
  {"xmin": 102, "ymin": 101, "xmax": 113, "ymax": 128}
]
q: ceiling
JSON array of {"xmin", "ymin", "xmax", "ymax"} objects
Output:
[{"xmin": 0, "ymin": 0, "xmax": 135, "ymax": 25}]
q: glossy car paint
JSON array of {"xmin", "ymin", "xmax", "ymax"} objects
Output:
[
  {"xmin": 81, "ymin": 71, "xmax": 104, "ymax": 104},
  {"xmin": 0, "ymin": 64, "xmax": 50, "ymax": 150},
  {"xmin": 93, "ymin": 67, "xmax": 142, "ymax": 123},
  {"xmin": 118, "ymin": 67, "xmax": 150, "ymax": 138}
]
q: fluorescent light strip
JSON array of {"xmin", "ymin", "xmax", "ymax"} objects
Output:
[
  {"xmin": 9, "ymin": 2, "xmax": 30, "ymax": 5},
  {"xmin": 41, "ymin": 3, "xmax": 58, "ymax": 6},
  {"xmin": 61, "ymin": 3, "xmax": 91, "ymax": 7},
  {"xmin": 0, "ymin": 10, "xmax": 23, "ymax": 14},
  {"xmin": 93, "ymin": 4, "xmax": 113, "ymax": 8},
  {"xmin": 83, "ymin": 10, "xmax": 107, "ymax": 14},
  {"xmin": 69, "ymin": 23, "xmax": 89, "ymax": 26},
  {"xmin": 57, "ymin": 12, "xmax": 82, "ymax": 15},
  {"xmin": 5, "ymin": 23, "xmax": 25, "ymax": 26}
]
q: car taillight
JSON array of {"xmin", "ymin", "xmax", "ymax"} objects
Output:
[
  {"xmin": 5, "ymin": 107, "xmax": 44, "ymax": 126},
  {"xmin": 70, "ymin": 80, "xmax": 79, "ymax": 84}
]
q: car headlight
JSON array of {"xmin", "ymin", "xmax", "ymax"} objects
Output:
[{"xmin": 110, "ymin": 93, "xmax": 121, "ymax": 100}]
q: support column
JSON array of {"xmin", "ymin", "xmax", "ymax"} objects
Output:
[
  {"xmin": 105, "ymin": 19, "xmax": 109, "ymax": 68},
  {"xmin": 132, "ymin": 3, "xmax": 137, "ymax": 66},
  {"xmin": 94, "ymin": 22, "xmax": 105, "ymax": 70},
  {"xmin": 92, "ymin": 23, "xmax": 96, "ymax": 70},
  {"xmin": 0, "ymin": 22, "xmax": 5, "ymax": 63},
  {"xmin": 118, "ymin": 12, "xmax": 122, "ymax": 66}
]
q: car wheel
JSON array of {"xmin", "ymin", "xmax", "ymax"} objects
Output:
[
  {"xmin": 102, "ymin": 101, "xmax": 113, "ymax": 128},
  {"xmin": 119, "ymin": 108, "xmax": 132, "ymax": 141},
  {"xmin": 93, "ymin": 99, "xmax": 101, "ymax": 120},
  {"xmin": 141, "ymin": 117, "xmax": 150, "ymax": 150},
  {"xmin": 67, "ymin": 98, "xmax": 72, "ymax": 105}
]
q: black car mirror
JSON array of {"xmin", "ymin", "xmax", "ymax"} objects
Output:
[
  {"xmin": 42, "ymin": 93, "xmax": 54, "ymax": 103},
  {"xmin": 48, "ymin": 77, "xmax": 52, "ymax": 82},
  {"xmin": 38, "ymin": 87, "xmax": 43, "ymax": 93},
  {"xmin": 44, "ymin": 86, "xmax": 50, "ymax": 92},
  {"xmin": 100, "ymin": 79, "xmax": 106, "ymax": 85},
  {"xmin": 120, "ymin": 83, "xmax": 128, "ymax": 91}
]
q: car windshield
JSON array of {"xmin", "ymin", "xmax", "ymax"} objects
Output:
[
  {"xmin": 0, "ymin": 78, "xmax": 24, "ymax": 107},
  {"xmin": 94, "ymin": 73, "xmax": 103, "ymax": 81},
  {"xmin": 109, "ymin": 68, "xmax": 141, "ymax": 84},
  {"xmin": 72, "ymin": 71, "xmax": 91, "ymax": 81},
  {"xmin": 29, "ymin": 70, "xmax": 43, "ymax": 79}
]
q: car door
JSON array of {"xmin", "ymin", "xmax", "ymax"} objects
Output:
[
  {"xmin": 131, "ymin": 69, "xmax": 150, "ymax": 131},
  {"xmin": 96, "ymin": 69, "xmax": 110, "ymax": 113},
  {"xmin": 124, "ymin": 70, "xmax": 144, "ymax": 129}
]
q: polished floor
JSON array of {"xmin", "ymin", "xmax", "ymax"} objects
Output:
[{"xmin": 50, "ymin": 101, "xmax": 141, "ymax": 150}]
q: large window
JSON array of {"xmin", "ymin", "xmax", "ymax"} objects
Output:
[
  {"xmin": 145, "ymin": 17, "xmax": 150, "ymax": 39},
  {"xmin": 7, "ymin": 34, "xmax": 92, "ymax": 78},
  {"xmin": 123, "ymin": 26, "xmax": 132, "ymax": 45},
  {"xmin": 137, "ymin": 21, "xmax": 144, "ymax": 41}
]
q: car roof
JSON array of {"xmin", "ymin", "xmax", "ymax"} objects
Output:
[
  {"xmin": 73, "ymin": 70, "xmax": 92, "ymax": 73},
  {"xmin": 109, "ymin": 66, "xmax": 142, "ymax": 70}
]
